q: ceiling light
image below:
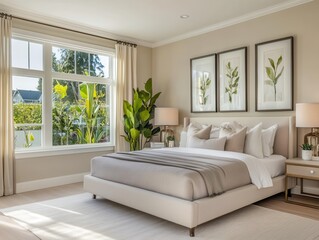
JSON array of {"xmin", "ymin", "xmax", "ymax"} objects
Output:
[{"xmin": 180, "ymin": 15, "xmax": 189, "ymax": 19}]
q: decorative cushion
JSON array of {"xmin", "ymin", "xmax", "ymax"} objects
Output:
[
  {"xmin": 219, "ymin": 121, "xmax": 243, "ymax": 137},
  {"xmin": 187, "ymin": 136, "xmax": 227, "ymax": 150},
  {"xmin": 262, "ymin": 124, "xmax": 278, "ymax": 157},
  {"xmin": 224, "ymin": 127, "xmax": 247, "ymax": 153},
  {"xmin": 244, "ymin": 123, "xmax": 263, "ymax": 158},
  {"xmin": 192, "ymin": 125, "xmax": 212, "ymax": 139},
  {"xmin": 186, "ymin": 124, "xmax": 212, "ymax": 147}
]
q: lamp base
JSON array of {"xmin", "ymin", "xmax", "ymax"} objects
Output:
[
  {"xmin": 160, "ymin": 126, "xmax": 174, "ymax": 147},
  {"xmin": 304, "ymin": 128, "xmax": 319, "ymax": 157}
]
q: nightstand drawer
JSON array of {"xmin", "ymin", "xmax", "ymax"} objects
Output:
[{"xmin": 286, "ymin": 165, "xmax": 319, "ymax": 179}]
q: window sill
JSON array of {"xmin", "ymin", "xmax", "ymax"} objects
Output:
[{"xmin": 15, "ymin": 144, "xmax": 114, "ymax": 159}]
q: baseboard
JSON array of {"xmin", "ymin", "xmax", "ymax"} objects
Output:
[
  {"xmin": 16, "ymin": 172, "xmax": 89, "ymax": 193},
  {"xmin": 291, "ymin": 185, "xmax": 319, "ymax": 196}
]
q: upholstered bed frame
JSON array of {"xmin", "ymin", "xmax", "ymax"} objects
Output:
[{"xmin": 84, "ymin": 116, "xmax": 296, "ymax": 237}]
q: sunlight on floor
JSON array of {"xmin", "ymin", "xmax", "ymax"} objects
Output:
[
  {"xmin": 39, "ymin": 203, "xmax": 82, "ymax": 215},
  {"xmin": 0, "ymin": 219, "xmax": 25, "ymax": 230},
  {"xmin": 4, "ymin": 209, "xmax": 116, "ymax": 240}
]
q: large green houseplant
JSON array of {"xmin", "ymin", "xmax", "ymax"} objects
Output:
[{"xmin": 122, "ymin": 78, "xmax": 161, "ymax": 151}]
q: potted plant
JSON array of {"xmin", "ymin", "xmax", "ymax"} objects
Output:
[
  {"xmin": 300, "ymin": 143, "xmax": 313, "ymax": 161},
  {"xmin": 122, "ymin": 78, "xmax": 161, "ymax": 151},
  {"xmin": 167, "ymin": 135, "xmax": 175, "ymax": 148}
]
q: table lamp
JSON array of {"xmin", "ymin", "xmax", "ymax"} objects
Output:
[
  {"xmin": 296, "ymin": 103, "xmax": 319, "ymax": 158},
  {"xmin": 154, "ymin": 107, "xmax": 179, "ymax": 146}
]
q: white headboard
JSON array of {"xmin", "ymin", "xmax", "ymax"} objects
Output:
[{"xmin": 183, "ymin": 116, "xmax": 296, "ymax": 159}]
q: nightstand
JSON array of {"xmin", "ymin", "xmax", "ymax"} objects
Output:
[{"xmin": 285, "ymin": 158, "xmax": 319, "ymax": 208}]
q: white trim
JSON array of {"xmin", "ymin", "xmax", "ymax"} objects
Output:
[
  {"xmin": 15, "ymin": 145, "xmax": 114, "ymax": 159},
  {"xmin": 291, "ymin": 185, "xmax": 319, "ymax": 196},
  {"xmin": 153, "ymin": 0, "xmax": 313, "ymax": 47},
  {"xmin": 16, "ymin": 172, "xmax": 89, "ymax": 193},
  {"xmin": 4, "ymin": 0, "xmax": 312, "ymax": 48},
  {"xmin": 11, "ymin": 31, "xmax": 116, "ymax": 155}
]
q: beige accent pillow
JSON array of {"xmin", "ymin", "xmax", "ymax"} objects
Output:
[
  {"xmin": 193, "ymin": 125, "xmax": 212, "ymax": 139},
  {"xmin": 202, "ymin": 124, "xmax": 220, "ymax": 138},
  {"xmin": 188, "ymin": 136, "xmax": 227, "ymax": 150},
  {"xmin": 244, "ymin": 123, "xmax": 263, "ymax": 158},
  {"xmin": 219, "ymin": 121, "xmax": 243, "ymax": 137},
  {"xmin": 225, "ymin": 127, "xmax": 247, "ymax": 152},
  {"xmin": 186, "ymin": 124, "xmax": 212, "ymax": 147}
]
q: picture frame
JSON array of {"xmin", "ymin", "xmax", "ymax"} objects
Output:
[
  {"xmin": 190, "ymin": 54, "xmax": 217, "ymax": 113},
  {"xmin": 255, "ymin": 36, "xmax": 293, "ymax": 111},
  {"xmin": 218, "ymin": 47, "xmax": 247, "ymax": 112}
]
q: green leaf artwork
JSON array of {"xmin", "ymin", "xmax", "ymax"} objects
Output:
[
  {"xmin": 224, "ymin": 62, "xmax": 239, "ymax": 103},
  {"xmin": 199, "ymin": 73, "xmax": 211, "ymax": 105},
  {"xmin": 265, "ymin": 56, "xmax": 284, "ymax": 102}
]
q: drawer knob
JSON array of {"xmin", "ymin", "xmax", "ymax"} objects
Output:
[{"xmin": 310, "ymin": 170, "xmax": 315, "ymax": 174}]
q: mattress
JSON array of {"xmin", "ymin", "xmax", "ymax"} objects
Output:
[{"xmin": 90, "ymin": 148, "xmax": 276, "ymax": 201}]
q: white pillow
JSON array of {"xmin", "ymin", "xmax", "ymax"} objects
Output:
[
  {"xmin": 203, "ymin": 124, "xmax": 220, "ymax": 138},
  {"xmin": 210, "ymin": 127, "xmax": 220, "ymax": 138},
  {"xmin": 262, "ymin": 124, "xmax": 278, "ymax": 157},
  {"xmin": 244, "ymin": 123, "xmax": 263, "ymax": 158},
  {"xmin": 187, "ymin": 136, "xmax": 227, "ymax": 150},
  {"xmin": 179, "ymin": 131, "xmax": 187, "ymax": 147},
  {"xmin": 185, "ymin": 123, "xmax": 219, "ymax": 146},
  {"xmin": 219, "ymin": 121, "xmax": 243, "ymax": 137}
]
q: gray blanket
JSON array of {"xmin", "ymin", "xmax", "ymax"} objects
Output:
[{"xmin": 103, "ymin": 150, "xmax": 249, "ymax": 197}]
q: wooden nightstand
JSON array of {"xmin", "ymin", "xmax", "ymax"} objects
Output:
[{"xmin": 285, "ymin": 158, "xmax": 319, "ymax": 208}]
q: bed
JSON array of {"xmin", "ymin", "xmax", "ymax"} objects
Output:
[{"xmin": 84, "ymin": 116, "xmax": 297, "ymax": 237}]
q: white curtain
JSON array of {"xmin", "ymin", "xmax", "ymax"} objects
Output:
[
  {"xmin": 0, "ymin": 14, "xmax": 14, "ymax": 196},
  {"xmin": 115, "ymin": 43, "xmax": 137, "ymax": 152}
]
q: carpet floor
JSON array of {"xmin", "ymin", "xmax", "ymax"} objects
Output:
[{"xmin": 1, "ymin": 193, "xmax": 319, "ymax": 240}]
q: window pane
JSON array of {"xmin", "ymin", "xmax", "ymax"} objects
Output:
[
  {"xmin": 15, "ymin": 126, "xmax": 41, "ymax": 149},
  {"xmin": 76, "ymin": 51, "xmax": 89, "ymax": 75},
  {"xmin": 52, "ymin": 79, "xmax": 109, "ymax": 146},
  {"xmin": 12, "ymin": 39, "xmax": 28, "ymax": 69},
  {"xmin": 30, "ymin": 42, "xmax": 43, "ymax": 70},
  {"xmin": 52, "ymin": 47, "xmax": 75, "ymax": 73},
  {"xmin": 90, "ymin": 54, "xmax": 109, "ymax": 78},
  {"xmin": 12, "ymin": 76, "xmax": 42, "ymax": 124}
]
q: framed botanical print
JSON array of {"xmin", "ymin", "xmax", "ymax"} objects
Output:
[
  {"xmin": 190, "ymin": 54, "xmax": 217, "ymax": 112},
  {"xmin": 256, "ymin": 36, "xmax": 293, "ymax": 111},
  {"xmin": 218, "ymin": 47, "xmax": 247, "ymax": 112}
]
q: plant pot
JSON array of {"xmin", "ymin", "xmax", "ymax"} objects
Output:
[
  {"xmin": 302, "ymin": 150, "xmax": 312, "ymax": 161},
  {"xmin": 168, "ymin": 140, "xmax": 174, "ymax": 148}
]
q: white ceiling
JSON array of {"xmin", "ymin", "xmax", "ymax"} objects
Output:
[{"xmin": 0, "ymin": 0, "xmax": 312, "ymax": 47}]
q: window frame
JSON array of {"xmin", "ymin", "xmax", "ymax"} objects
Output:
[{"xmin": 12, "ymin": 29, "xmax": 116, "ymax": 158}]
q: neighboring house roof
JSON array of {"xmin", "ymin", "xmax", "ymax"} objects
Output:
[{"xmin": 13, "ymin": 89, "xmax": 42, "ymax": 103}]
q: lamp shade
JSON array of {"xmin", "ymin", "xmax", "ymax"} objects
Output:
[
  {"xmin": 154, "ymin": 108, "xmax": 179, "ymax": 126},
  {"xmin": 296, "ymin": 103, "xmax": 319, "ymax": 128}
]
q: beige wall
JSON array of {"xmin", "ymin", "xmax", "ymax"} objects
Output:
[
  {"xmin": 12, "ymin": 1, "xmax": 319, "ymax": 186},
  {"xmin": 137, "ymin": 46, "xmax": 152, "ymax": 87},
  {"xmin": 12, "ymin": 20, "xmax": 152, "ymax": 184},
  {"xmin": 151, "ymin": 1, "xmax": 319, "ymax": 191},
  {"xmin": 152, "ymin": 1, "xmax": 319, "ymax": 122},
  {"xmin": 16, "ymin": 151, "xmax": 108, "ymax": 183}
]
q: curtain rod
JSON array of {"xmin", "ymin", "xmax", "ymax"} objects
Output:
[{"xmin": 1, "ymin": 12, "xmax": 137, "ymax": 47}]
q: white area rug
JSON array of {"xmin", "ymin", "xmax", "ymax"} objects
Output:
[{"xmin": 1, "ymin": 193, "xmax": 319, "ymax": 240}]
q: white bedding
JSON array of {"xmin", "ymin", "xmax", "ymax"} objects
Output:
[
  {"xmin": 159, "ymin": 147, "xmax": 275, "ymax": 189},
  {"xmin": 259, "ymin": 155, "xmax": 286, "ymax": 178}
]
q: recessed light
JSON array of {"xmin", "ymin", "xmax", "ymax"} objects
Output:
[{"xmin": 180, "ymin": 15, "xmax": 189, "ymax": 19}]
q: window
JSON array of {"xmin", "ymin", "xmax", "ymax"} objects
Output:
[{"xmin": 12, "ymin": 35, "xmax": 114, "ymax": 152}]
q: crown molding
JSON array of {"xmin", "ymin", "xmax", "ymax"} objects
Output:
[
  {"xmin": 0, "ymin": 0, "xmax": 313, "ymax": 49},
  {"xmin": 152, "ymin": 0, "xmax": 313, "ymax": 48}
]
